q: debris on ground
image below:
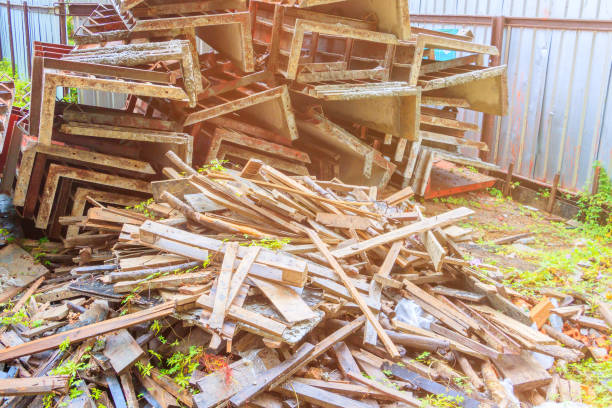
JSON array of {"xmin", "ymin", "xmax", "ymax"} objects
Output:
[{"xmin": 0, "ymin": 1, "xmax": 610, "ymax": 408}]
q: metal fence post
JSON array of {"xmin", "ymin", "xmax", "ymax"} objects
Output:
[
  {"xmin": 6, "ymin": 0, "xmax": 16, "ymax": 77},
  {"xmin": 23, "ymin": 1, "xmax": 32, "ymax": 77}
]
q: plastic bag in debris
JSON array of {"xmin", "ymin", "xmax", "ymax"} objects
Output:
[
  {"xmin": 394, "ymin": 298, "xmax": 434, "ymax": 329},
  {"xmin": 532, "ymin": 351, "xmax": 555, "ymax": 370},
  {"xmin": 501, "ymin": 378, "xmax": 521, "ymax": 407},
  {"xmin": 535, "ymin": 402, "xmax": 590, "ymax": 408}
]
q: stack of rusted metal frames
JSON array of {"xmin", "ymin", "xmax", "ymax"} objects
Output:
[{"xmin": 2, "ymin": 0, "xmax": 508, "ymax": 240}]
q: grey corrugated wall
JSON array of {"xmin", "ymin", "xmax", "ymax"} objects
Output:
[
  {"xmin": 0, "ymin": 0, "xmax": 62, "ymax": 79},
  {"xmin": 411, "ymin": 0, "xmax": 612, "ymax": 192}
]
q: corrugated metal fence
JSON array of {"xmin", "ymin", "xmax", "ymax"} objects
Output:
[
  {"xmin": 0, "ymin": 0, "xmax": 62, "ymax": 79},
  {"xmin": 411, "ymin": 0, "xmax": 612, "ymax": 192}
]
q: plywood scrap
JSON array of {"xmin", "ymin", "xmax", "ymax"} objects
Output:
[
  {"xmin": 250, "ymin": 277, "xmax": 317, "ymax": 323},
  {"xmin": 103, "ymin": 329, "xmax": 144, "ymax": 375}
]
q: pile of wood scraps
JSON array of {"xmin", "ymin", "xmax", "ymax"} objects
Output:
[{"xmin": 1, "ymin": 154, "xmax": 610, "ymax": 408}]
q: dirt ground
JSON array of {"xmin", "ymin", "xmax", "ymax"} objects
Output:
[{"xmin": 423, "ymin": 189, "xmax": 612, "ymax": 406}]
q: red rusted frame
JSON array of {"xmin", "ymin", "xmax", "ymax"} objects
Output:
[{"xmin": 423, "ymin": 159, "xmax": 496, "ymax": 199}]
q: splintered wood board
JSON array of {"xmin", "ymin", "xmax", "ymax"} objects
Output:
[
  {"xmin": 315, "ymin": 213, "xmax": 372, "ymax": 230},
  {"xmin": 119, "ymin": 254, "xmax": 189, "ymax": 271},
  {"xmin": 250, "ymin": 277, "xmax": 317, "ymax": 323},
  {"xmin": 194, "ymin": 359, "xmax": 263, "ymax": 408},
  {"xmin": 0, "ymin": 244, "xmax": 48, "ymax": 291},
  {"xmin": 103, "ymin": 329, "xmax": 145, "ymax": 375},
  {"xmin": 494, "ymin": 352, "xmax": 552, "ymax": 393}
]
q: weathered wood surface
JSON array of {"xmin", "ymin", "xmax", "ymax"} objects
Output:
[{"xmin": 0, "ymin": 376, "xmax": 70, "ymax": 396}]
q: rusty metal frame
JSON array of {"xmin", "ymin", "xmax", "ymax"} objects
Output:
[
  {"xmin": 254, "ymin": 0, "xmax": 411, "ymax": 39},
  {"xmin": 127, "ymin": 0, "xmax": 247, "ymax": 17},
  {"xmin": 66, "ymin": 187, "xmax": 142, "ymax": 239},
  {"xmin": 295, "ymin": 110, "xmax": 396, "ymax": 188},
  {"xmin": 205, "ymin": 127, "xmax": 310, "ymax": 166},
  {"xmin": 0, "ymin": 76, "xmax": 15, "ymax": 151},
  {"xmin": 13, "ymin": 142, "xmax": 156, "ymax": 208},
  {"xmin": 58, "ymin": 122, "xmax": 194, "ymax": 165},
  {"xmin": 216, "ymin": 145, "xmax": 309, "ymax": 176},
  {"xmin": 73, "ymin": 5, "xmax": 255, "ymax": 73},
  {"xmin": 291, "ymin": 83, "xmax": 421, "ymax": 141},
  {"xmin": 62, "ymin": 105, "xmax": 180, "ymax": 132},
  {"xmin": 183, "ymin": 85, "xmax": 299, "ymax": 142},
  {"xmin": 277, "ymin": 18, "xmax": 399, "ymax": 82},
  {"xmin": 35, "ymin": 163, "xmax": 152, "ymax": 229},
  {"xmin": 35, "ymin": 71, "xmax": 189, "ymax": 145},
  {"xmin": 63, "ymin": 40, "xmax": 202, "ymax": 103}
]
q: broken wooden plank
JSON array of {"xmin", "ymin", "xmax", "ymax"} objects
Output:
[
  {"xmin": 331, "ymin": 207, "xmax": 474, "ymax": 258},
  {"xmin": 315, "ymin": 213, "xmax": 371, "ymax": 230},
  {"xmin": 208, "ymin": 242, "xmax": 239, "ymax": 330},
  {"xmin": 103, "ymin": 329, "xmax": 144, "ymax": 375},
  {"xmin": 0, "ymin": 376, "xmax": 70, "ymax": 396},
  {"xmin": 0, "ymin": 302, "xmax": 175, "ymax": 363},
  {"xmin": 275, "ymin": 380, "xmax": 373, "ymax": 408},
  {"xmin": 250, "ymin": 277, "xmax": 317, "ymax": 323},
  {"xmin": 306, "ymin": 228, "xmax": 400, "ymax": 358},
  {"xmin": 229, "ymin": 342, "xmax": 316, "ymax": 407},
  {"xmin": 196, "ymin": 294, "xmax": 286, "ymax": 338}
]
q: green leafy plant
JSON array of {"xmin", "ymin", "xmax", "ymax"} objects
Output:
[
  {"xmin": 420, "ymin": 394, "xmax": 465, "ymax": 408},
  {"xmin": 487, "ymin": 187, "xmax": 504, "ymax": 200},
  {"xmin": 198, "ymin": 159, "xmax": 229, "ymax": 173},
  {"xmin": 537, "ymin": 188, "xmax": 551, "ymax": 199},
  {"xmin": 0, "ymin": 308, "xmax": 42, "ymax": 328},
  {"xmin": 59, "ymin": 337, "xmax": 71, "ymax": 352},
  {"xmin": 556, "ymin": 358, "xmax": 612, "ymax": 408},
  {"xmin": 159, "ymin": 345, "xmax": 204, "ymax": 390},
  {"xmin": 126, "ymin": 198, "xmax": 156, "ymax": 220},
  {"xmin": 136, "ymin": 361, "xmax": 153, "ymax": 377},
  {"xmin": 90, "ymin": 387, "xmax": 102, "ymax": 400},
  {"xmin": 0, "ymin": 228, "xmax": 15, "ymax": 243},
  {"xmin": 150, "ymin": 320, "xmax": 162, "ymax": 335},
  {"xmin": 0, "ymin": 59, "xmax": 31, "ymax": 107},
  {"xmin": 241, "ymin": 238, "xmax": 291, "ymax": 250},
  {"xmin": 576, "ymin": 163, "xmax": 612, "ymax": 240},
  {"xmin": 415, "ymin": 351, "xmax": 432, "ymax": 364}
]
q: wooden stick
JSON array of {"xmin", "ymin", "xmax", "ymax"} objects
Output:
[
  {"xmin": 165, "ymin": 150, "xmax": 197, "ymax": 176},
  {"xmin": 208, "ymin": 242, "xmax": 238, "ymax": 330},
  {"xmin": 503, "ymin": 162, "xmax": 514, "ymax": 196},
  {"xmin": 305, "ymin": 227, "xmax": 400, "ymax": 358},
  {"xmin": 596, "ymin": 300, "xmax": 612, "ymax": 329},
  {"xmin": 229, "ymin": 315, "xmax": 366, "ymax": 406},
  {"xmin": 229, "ymin": 342, "xmax": 316, "ymax": 407},
  {"xmin": 227, "ymin": 246, "xmax": 260, "ymax": 306},
  {"xmin": 364, "ymin": 241, "xmax": 402, "ymax": 346},
  {"xmin": 0, "ymin": 302, "xmax": 175, "ymax": 363},
  {"xmin": 0, "ymin": 376, "xmax": 70, "ymax": 396},
  {"xmin": 591, "ymin": 165, "xmax": 601, "ymax": 195},
  {"xmin": 347, "ymin": 372, "xmax": 419, "ymax": 407},
  {"xmin": 546, "ymin": 173, "xmax": 560, "ymax": 213},
  {"xmin": 0, "ymin": 286, "xmax": 25, "ymax": 305},
  {"xmin": 1, "ymin": 276, "xmax": 45, "ymax": 318},
  {"xmin": 331, "ymin": 207, "xmax": 474, "ymax": 259}
]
